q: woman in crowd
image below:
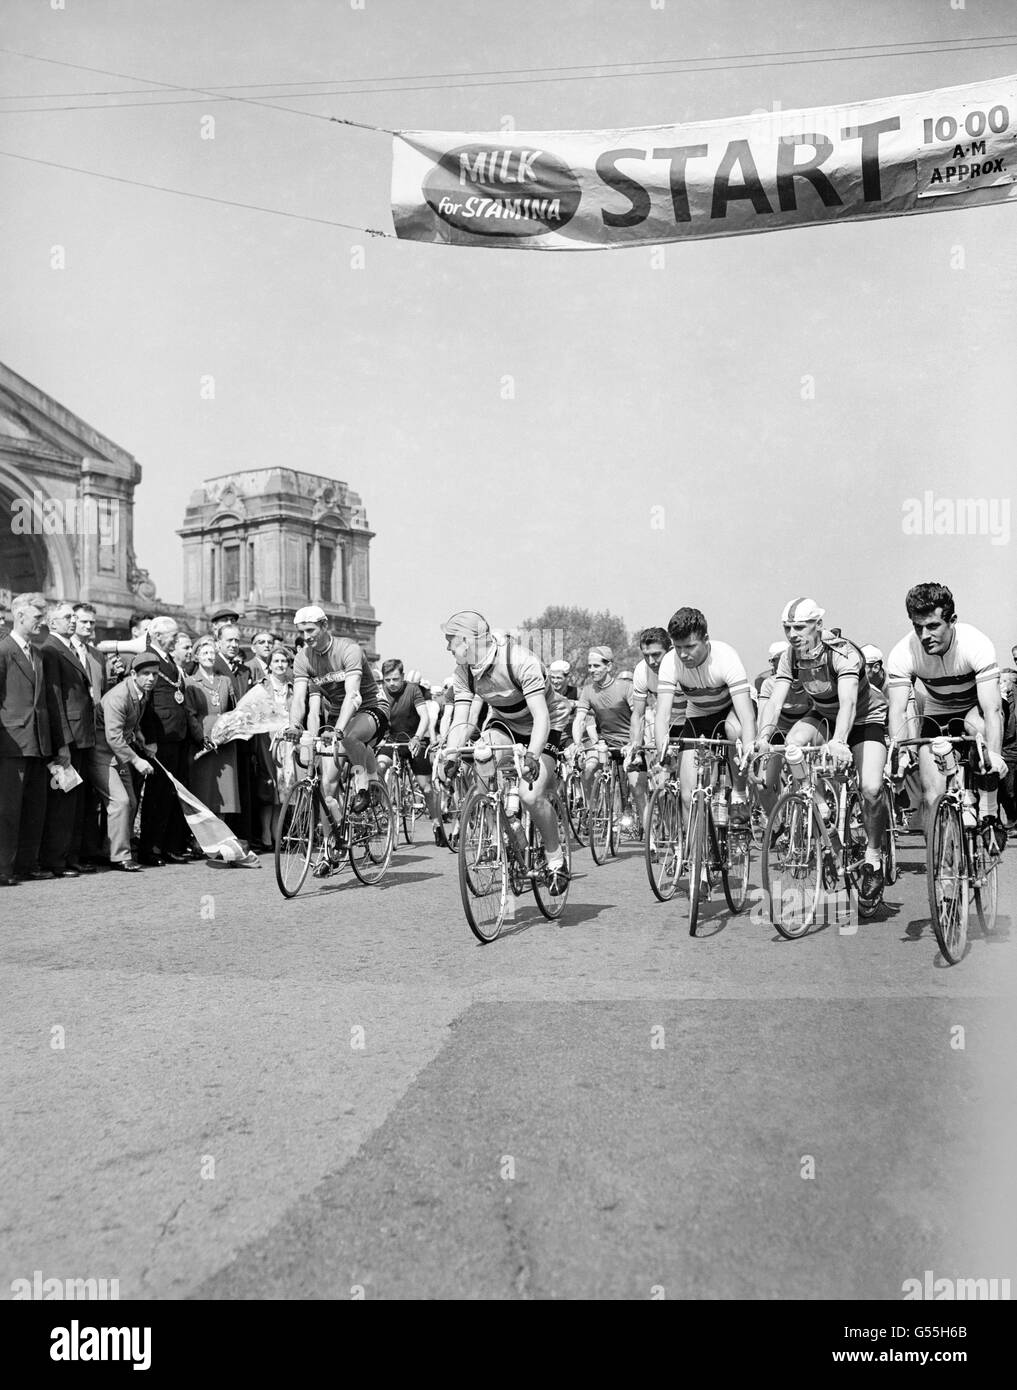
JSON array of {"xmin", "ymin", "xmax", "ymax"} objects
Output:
[
  {"xmin": 254, "ymin": 643, "xmax": 295, "ymax": 848},
  {"xmin": 184, "ymin": 634, "xmax": 239, "ymax": 827}
]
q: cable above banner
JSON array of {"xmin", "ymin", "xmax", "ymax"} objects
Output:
[{"xmin": 391, "ymin": 73, "xmax": 1017, "ymax": 249}]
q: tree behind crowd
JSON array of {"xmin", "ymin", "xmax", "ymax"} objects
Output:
[{"xmin": 519, "ymin": 605, "xmax": 642, "ymax": 674}]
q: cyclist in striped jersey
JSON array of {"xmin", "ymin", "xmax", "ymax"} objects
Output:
[
  {"xmin": 654, "ymin": 606, "xmax": 756, "ymax": 829},
  {"xmin": 886, "ymin": 582, "xmax": 1006, "ymax": 855},
  {"xmin": 440, "ymin": 610, "xmax": 569, "ymax": 890},
  {"xmin": 753, "ymin": 596, "xmax": 889, "ymax": 909},
  {"xmin": 754, "ymin": 639, "xmax": 812, "ymax": 817}
]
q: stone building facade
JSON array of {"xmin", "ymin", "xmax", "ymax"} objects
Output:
[
  {"xmin": 0, "ymin": 361, "xmax": 167, "ymax": 637},
  {"xmin": 178, "ymin": 470, "xmax": 379, "ymax": 657}
]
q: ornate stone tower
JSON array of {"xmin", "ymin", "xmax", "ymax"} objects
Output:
[{"xmin": 178, "ymin": 469, "xmax": 379, "ymax": 657}]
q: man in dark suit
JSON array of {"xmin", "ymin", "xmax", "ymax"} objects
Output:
[
  {"xmin": 213, "ymin": 621, "xmax": 258, "ymax": 846},
  {"xmin": 245, "ymin": 631, "xmax": 273, "ymax": 685},
  {"xmin": 39, "ymin": 600, "xmax": 99, "ymax": 876},
  {"xmin": 0, "ymin": 593, "xmax": 72, "ymax": 885},
  {"xmin": 71, "ymin": 602, "xmax": 111, "ymax": 863},
  {"xmin": 136, "ymin": 615, "xmax": 191, "ymax": 865}
]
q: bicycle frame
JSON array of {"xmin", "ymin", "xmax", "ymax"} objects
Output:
[
  {"xmin": 760, "ymin": 746, "xmax": 869, "ymax": 937},
  {"xmin": 895, "ymin": 734, "xmax": 999, "ymax": 963},
  {"xmin": 672, "ymin": 736, "xmax": 752, "ymax": 934},
  {"xmin": 275, "ymin": 730, "xmax": 394, "ymax": 895},
  {"xmin": 456, "ymin": 743, "xmax": 570, "ymax": 942}
]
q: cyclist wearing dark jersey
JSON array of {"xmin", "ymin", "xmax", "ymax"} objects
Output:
[
  {"xmin": 286, "ymin": 605, "xmax": 388, "ymax": 820},
  {"xmin": 754, "ymin": 596, "xmax": 888, "ymax": 909},
  {"xmin": 574, "ymin": 646, "xmax": 648, "ymax": 835},
  {"xmin": 377, "ymin": 658, "xmax": 442, "ymax": 840}
]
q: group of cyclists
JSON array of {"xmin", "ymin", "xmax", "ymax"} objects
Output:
[{"xmin": 278, "ymin": 582, "xmax": 1011, "ymax": 916}]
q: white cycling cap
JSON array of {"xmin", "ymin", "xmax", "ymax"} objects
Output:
[
  {"xmin": 780, "ymin": 596, "xmax": 825, "ymax": 623},
  {"xmin": 768, "ymin": 640, "xmax": 789, "ymax": 658},
  {"xmin": 548, "ymin": 660, "xmax": 571, "ymax": 674},
  {"xmin": 294, "ymin": 605, "xmax": 328, "ymax": 624},
  {"xmin": 861, "ymin": 644, "xmax": 884, "ymax": 663}
]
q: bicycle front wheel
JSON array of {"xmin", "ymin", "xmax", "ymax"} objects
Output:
[
  {"xmin": 349, "ymin": 781, "xmax": 395, "ymax": 885},
  {"xmin": 458, "ymin": 789, "xmax": 510, "ymax": 943},
  {"xmin": 646, "ymin": 786, "xmax": 683, "ymax": 902},
  {"xmin": 400, "ymin": 767, "xmax": 419, "ymax": 844},
  {"xmin": 684, "ymin": 796, "xmax": 707, "ymax": 937},
  {"xmin": 532, "ymin": 793, "xmax": 572, "ymax": 921},
  {"xmin": 762, "ymin": 790, "xmax": 822, "ymax": 939},
  {"xmin": 589, "ymin": 775, "xmax": 613, "ymax": 865},
  {"xmin": 881, "ymin": 784, "xmax": 899, "ymax": 886},
  {"xmin": 275, "ymin": 779, "xmax": 316, "ymax": 898},
  {"xmin": 926, "ymin": 794, "xmax": 969, "ymax": 964}
]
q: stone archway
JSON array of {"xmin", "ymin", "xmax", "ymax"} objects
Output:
[{"xmin": 0, "ymin": 469, "xmax": 80, "ymax": 601}]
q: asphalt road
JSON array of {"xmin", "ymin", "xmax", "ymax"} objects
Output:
[{"xmin": 2, "ymin": 824, "xmax": 1015, "ymax": 1300}]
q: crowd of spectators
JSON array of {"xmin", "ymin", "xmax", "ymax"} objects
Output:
[{"xmin": 0, "ymin": 593, "xmax": 300, "ymax": 881}]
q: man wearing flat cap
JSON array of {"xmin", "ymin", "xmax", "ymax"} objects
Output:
[{"xmin": 87, "ymin": 650, "xmax": 161, "ymax": 871}]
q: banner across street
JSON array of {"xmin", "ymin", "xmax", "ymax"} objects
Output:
[{"xmin": 392, "ymin": 72, "xmax": 1017, "ymax": 248}]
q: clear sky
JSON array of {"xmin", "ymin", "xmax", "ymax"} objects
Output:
[{"xmin": 3, "ymin": 0, "xmax": 1015, "ymax": 679}]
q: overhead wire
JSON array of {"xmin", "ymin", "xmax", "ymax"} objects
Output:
[{"xmin": 0, "ymin": 35, "xmax": 1015, "ymax": 117}]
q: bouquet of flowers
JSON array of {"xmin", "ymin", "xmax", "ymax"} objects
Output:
[{"xmin": 206, "ymin": 684, "xmax": 289, "ymax": 749}]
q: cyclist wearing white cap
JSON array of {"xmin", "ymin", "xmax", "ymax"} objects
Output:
[
  {"xmin": 441, "ymin": 610, "xmax": 568, "ymax": 888},
  {"xmin": 285, "ymin": 606, "xmax": 388, "ymax": 824},
  {"xmin": 861, "ymin": 645, "xmax": 887, "ymax": 692},
  {"xmin": 886, "ymin": 582, "xmax": 1006, "ymax": 855},
  {"xmin": 548, "ymin": 660, "xmax": 579, "ymax": 745},
  {"xmin": 753, "ymin": 639, "xmax": 812, "ymax": 815},
  {"xmin": 655, "ymin": 607, "xmax": 756, "ymax": 827},
  {"xmin": 574, "ymin": 647, "xmax": 648, "ymax": 835},
  {"xmin": 753, "ymin": 596, "xmax": 889, "ymax": 909}
]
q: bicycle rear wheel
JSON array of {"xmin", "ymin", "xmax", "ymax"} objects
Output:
[
  {"xmin": 762, "ymin": 790, "xmax": 821, "ymax": 938},
  {"xmin": 532, "ymin": 793, "xmax": 571, "ymax": 920},
  {"xmin": 564, "ymin": 769, "xmax": 588, "ymax": 847},
  {"xmin": 926, "ymin": 794, "xmax": 969, "ymax": 964},
  {"xmin": 646, "ymin": 786, "xmax": 683, "ymax": 902},
  {"xmin": 844, "ymin": 788, "xmax": 875, "ymax": 920},
  {"xmin": 349, "ymin": 781, "xmax": 395, "ymax": 885},
  {"xmin": 721, "ymin": 820, "xmax": 752, "ymax": 913},
  {"xmin": 458, "ymin": 789, "xmax": 510, "ymax": 943},
  {"xmin": 589, "ymin": 776, "xmax": 612, "ymax": 865},
  {"xmin": 275, "ymin": 779, "xmax": 315, "ymax": 898},
  {"xmin": 971, "ymin": 829, "xmax": 998, "ymax": 936},
  {"xmin": 609, "ymin": 772, "xmax": 623, "ymax": 856}
]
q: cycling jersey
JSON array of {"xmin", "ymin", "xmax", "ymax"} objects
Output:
[
  {"xmin": 759, "ymin": 671, "xmax": 811, "ymax": 726},
  {"xmin": 452, "ymin": 632, "xmax": 563, "ymax": 739},
  {"xmin": 774, "ymin": 634, "xmax": 886, "ymax": 727},
  {"xmin": 294, "ymin": 636, "xmax": 381, "ymax": 715},
  {"xmin": 886, "ymin": 622, "xmax": 999, "ymax": 719},
  {"xmin": 386, "ymin": 681, "xmax": 428, "ymax": 740},
  {"xmin": 549, "ymin": 690, "xmax": 576, "ymax": 734},
  {"xmin": 576, "ymin": 675, "xmax": 634, "ymax": 748},
  {"xmin": 657, "ymin": 640, "xmax": 751, "ymax": 719}
]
